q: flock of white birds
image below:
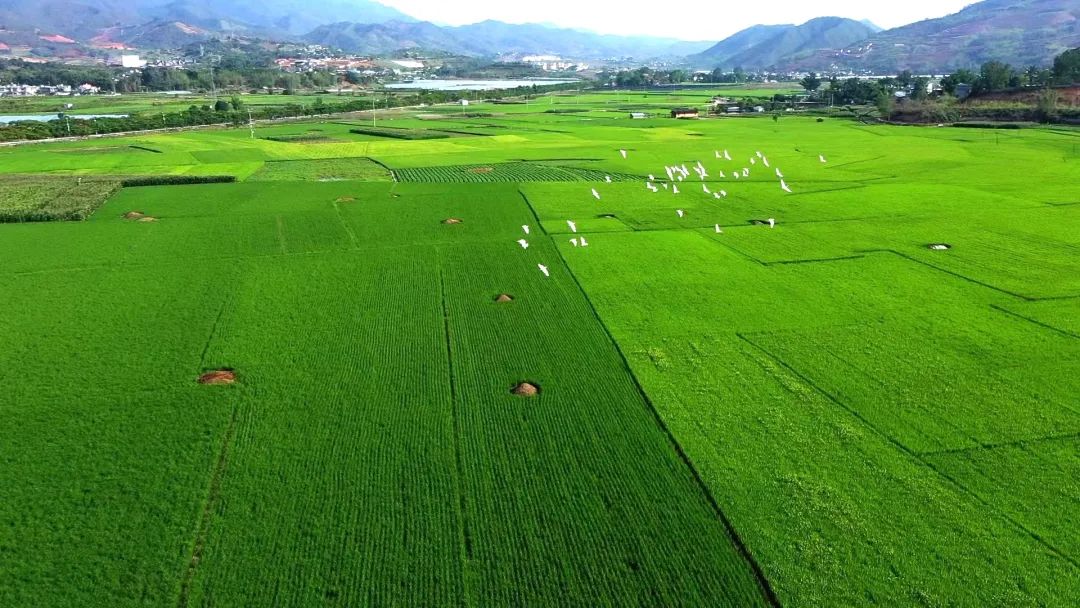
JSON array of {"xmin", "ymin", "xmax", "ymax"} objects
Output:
[{"xmin": 521, "ymin": 148, "xmax": 828, "ymax": 277}]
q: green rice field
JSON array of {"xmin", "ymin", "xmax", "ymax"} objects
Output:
[{"xmin": 1, "ymin": 89, "xmax": 1077, "ymax": 607}]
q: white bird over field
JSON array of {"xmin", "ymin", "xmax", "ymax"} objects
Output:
[
  {"xmin": 715, "ymin": 150, "xmax": 721, "ymax": 158},
  {"xmin": 714, "ymin": 192, "xmax": 722, "ymax": 199},
  {"xmin": 762, "ymin": 157, "xmax": 770, "ymax": 168},
  {"xmin": 775, "ymin": 168, "xmax": 784, "ymax": 179},
  {"xmin": 750, "ymin": 157, "xmax": 757, "ymax": 165},
  {"xmin": 580, "ymin": 236, "xmax": 589, "ymax": 247},
  {"xmin": 517, "ymin": 239, "xmax": 529, "ymax": 249},
  {"xmin": 819, "ymin": 154, "xmax": 828, "ymax": 163},
  {"xmin": 649, "ymin": 174, "xmax": 655, "ymax": 181},
  {"xmin": 538, "ymin": 264, "xmax": 550, "ymax": 277},
  {"xmin": 719, "ymin": 189, "xmax": 727, "ymax": 197},
  {"xmin": 780, "ymin": 179, "xmax": 792, "ymax": 193},
  {"xmin": 570, "ymin": 237, "xmax": 579, "ymax": 247},
  {"xmin": 733, "ymin": 173, "xmax": 740, "ymax": 180},
  {"xmin": 620, "ymin": 149, "xmax": 628, "ymax": 159},
  {"xmin": 663, "ymin": 183, "xmax": 669, "ymax": 190},
  {"xmin": 591, "ymin": 188, "xmax": 601, "ymax": 200},
  {"xmin": 724, "ymin": 150, "xmax": 732, "ymax": 161},
  {"xmin": 567, "ymin": 220, "xmax": 578, "ymax": 233},
  {"xmin": 673, "ymin": 184, "xmax": 680, "ymax": 194},
  {"xmin": 605, "ymin": 175, "xmax": 612, "ymax": 183},
  {"xmin": 742, "ymin": 168, "xmax": 750, "ymax": 177},
  {"xmin": 718, "ymin": 170, "xmax": 725, "ymax": 178},
  {"xmin": 768, "ymin": 218, "xmax": 775, "ymax": 228},
  {"xmin": 756, "ymin": 151, "xmax": 763, "ymax": 158},
  {"xmin": 715, "ymin": 224, "xmax": 722, "ymax": 233},
  {"xmin": 703, "ymin": 184, "xmax": 711, "ymax": 194},
  {"xmin": 677, "ymin": 209, "xmax": 684, "ymax": 218},
  {"xmin": 522, "ymin": 225, "xmax": 530, "ymax": 234}
]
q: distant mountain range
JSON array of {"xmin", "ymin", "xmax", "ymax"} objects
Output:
[
  {"xmin": 690, "ymin": 18, "xmax": 878, "ymax": 70},
  {"xmin": 304, "ymin": 20, "xmax": 712, "ymax": 59},
  {"xmin": 0, "ymin": 0, "xmax": 1076, "ymax": 71},
  {"xmin": 692, "ymin": 0, "xmax": 1078, "ymax": 72}
]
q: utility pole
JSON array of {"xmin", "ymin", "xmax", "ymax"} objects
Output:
[
  {"xmin": 248, "ymin": 108, "xmax": 255, "ymax": 139},
  {"xmin": 372, "ymin": 95, "xmax": 376, "ymax": 127}
]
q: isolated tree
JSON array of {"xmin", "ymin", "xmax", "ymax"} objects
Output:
[
  {"xmin": 897, "ymin": 70, "xmax": 913, "ymax": 88},
  {"xmin": 213, "ymin": 99, "xmax": 230, "ymax": 112},
  {"xmin": 911, "ymin": 77, "xmax": 930, "ymax": 100},
  {"xmin": 799, "ymin": 72, "xmax": 822, "ymax": 92},
  {"xmin": 1035, "ymin": 88, "xmax": 1059, "ymax": 123},
  {"xmin": 875, "ymin": 91, "xmax": 895, "ymax": 118},
  {"xmin": 230, "ymin": 95, "xmax": 244, "ymax": 111},
  {"xmin": 1053, "ymin": 48, "xmax": 1080, "ymax": 84}
]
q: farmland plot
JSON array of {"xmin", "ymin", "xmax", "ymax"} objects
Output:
[{"xmin": 394, "ymin": 162, "xmax": 640, "ymax": 183}]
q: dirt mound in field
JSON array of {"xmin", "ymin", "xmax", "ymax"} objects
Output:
[
  {"xmin": 928, "ymin": 243, "xmax": 952, "ymax": 250},
  {"xmin": 443, "ymin": 218, "xmax": 463, "ymax": 225},
  {"xmin": 495, "ymin": 294, "xmax": 514, "ymax": 303},
  {"xmin": 198, "ymin": 370, "xmax": 236, "ymax": 385},
  {"xmin": 468, "ymin": 167, "xmax": 494, "ymax": 174},
  {"xmin": 335, "ymin": 196, "xmax": 356, "ymax": 202},
  {"xmin": 598, "ymin": 213, "xmax": 616, "ymax": 219},
  {"xmin": 510, "ymin": 382, "xmax": 539, "ymax": 397},
  {"xmin": 123, "ymin": 211, "xmax": 145, "ymax": 220}
]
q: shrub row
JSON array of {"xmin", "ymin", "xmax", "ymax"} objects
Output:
[{"xmin": 121, "ymin": 175, "xmax": 237, "ymax": 187}]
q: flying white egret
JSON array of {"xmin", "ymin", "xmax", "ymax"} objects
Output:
[
  {"xmin": 715, "ymin": 150, "xmax": 721, "ymax": 159},
  {"xmin": 567, "ymin": 220, "xmax": 577, "ymax": 233},
  {"xmin": 750, "ymin": 157, "xmax": 757, "ymax": 165},
  {"xmin": 762, "ymin": 157, "xmax": 770, "ymax": 168},
  {"xmin": 538, "ymin": 264, "xmax": 550, "ymax": 277},
  {"xmin": 733, "ymin": 173, "xmax": 740, "ymax": 180},
  {"xmin": 570, "ymin": 237, "xmax": 579, "ymax": 247},
  {"xmin": 718, "ymin": 170, "xmax": 725, "ymax": 178},
  {"xmin": 676, "ymin": 209, "xmax": 684, "ymax": 218},
  {"xmin": 663, "ymin": 183, "xmax": 669, "ymax": 190},
  {"xmin": 714, "ymin": 192, "xmax": 722, "ymax": 199},
  {"xmin": 517, "ymin": 239, "xmax": 529, "ymax": 249},
  {"xmin": 522, "ymin": 225, "xmax": 530, "ymax": 234},
  {"xmin": 768, "ymin": 218, "xmax": 775, "ymax": 228},
  {"xmin": 780, "ymin": 180, "xmax": 792, "ymax": 193},
  {"xmin": 719, "ymin": 189, "xmax": 727, "ymax": 197},
  {"xmin": 703, "ymin": 184, "xmax": 711, "ymax": 194},
  {"xmin": 648, "ymin": 174, "xmax": 655, "ymax": 181},
  {"xmin": 775, "ymin": 168, "xmax": 783, "ymax": 179},
  {"xmin": 681, "ymin": 164, "xmax": 689, "ymax": 174},
  {"xmin": 715, "ymin": 224, "xmax": 722, "ymax": 233},
  {"xmin": 819, "ymin": 154, "xmax": 827, "ymax": 163},
  {"xmin": 620, "ymin": 149, "xmax": 627, "ymax": 159},
  {"xmin": 756, "ymin": 151, "xmax": 763, "ymax": 158},
  {"xmin": 591, "ymin": 188, "xmax": 601, "ymax": 200},
  {"xmin": 580, "ymin": 236, "xmax": 589, "ymax": 247},
  {"xmin": 605, "ymin": 175, "xmax": 612, "ymax": 183},
  {"xmin": 673, "ymin": 184, "xmax": 680, "ymax": 194},
  {"xmin": 724, "ymin": 150, "xmax": 732, "ymax": 161},
  {"xmin": 742, "ymin": 168, "xmax": 750, "ymax": 177}
]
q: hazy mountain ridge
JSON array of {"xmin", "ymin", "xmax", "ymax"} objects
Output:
[{"xmin": 691, "ymin": 17, "xmax": 877, "ymax": 69}]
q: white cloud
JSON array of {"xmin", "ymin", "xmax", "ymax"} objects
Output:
[{"xmin": 378, "ymin": 0, "xmax": 978, "ymax": 41}]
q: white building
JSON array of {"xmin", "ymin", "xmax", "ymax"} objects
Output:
[{"xmin": 121, "ymin": 55, "xmax": 147, "ymax": 69}]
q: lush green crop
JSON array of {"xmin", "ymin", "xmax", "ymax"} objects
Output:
[{"xmin": 0, "ymin": 92, "xmax": 1077, "ymax": 607}]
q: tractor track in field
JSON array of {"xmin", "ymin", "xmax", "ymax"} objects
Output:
[{"xmin": 526, "ymin": 189, "xmax": 780, "ymax": 607}]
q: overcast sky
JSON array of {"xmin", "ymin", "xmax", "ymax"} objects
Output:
[{"xmin": 377, "ymin": 0, "xmax": 978, "ymax": 41}]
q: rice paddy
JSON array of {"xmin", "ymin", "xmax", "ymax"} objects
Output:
[{"xmin": 0, "ymin": 89, "xmax": 1077, "ymax": 607}]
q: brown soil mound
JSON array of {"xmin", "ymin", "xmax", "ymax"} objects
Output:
[
  {"xmin": 511, "ymin": 382, "xmax": 539, "ymax": 397},
  {"xmin": 469, "ymin": 167, "xmax": 494, "ymax": 173},
  {"xmin": 495, "ymin": 294, "xmax": 514, "ymax": 303},
  {"xmin": 443, "ymin": 218, "xmax": 463, "ymax": 225},
  {"xmin": 123, "ymin": 211, "xmax": 145, "ymax": 220},
  {"xmin": 198, "ymin": 370, "xmax": 236, "ymax": 385},
  {"xmin": 335, "ymin": 196, "xmax": 356, "ymax": 203}
]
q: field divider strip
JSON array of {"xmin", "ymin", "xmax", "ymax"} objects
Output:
[
  {"xmin": 332, "ymin": 199, "xmax": 359, "ymax": 249},
  {"xmin": 737, "ymin": 332, "xmax": 1080, "ymax": 570},
  {"xmin": 177, "ymin": 401, "xmax": 240, "ymax": 608},
  {"xmin": 989, "ymin": 304, "xmax": 1080, "ymax": 339},
  {"xmin": 438, "ymin": 268, "xmax": 474, "ymax": 607},
  {"xmin": 865, "ymin": 249, "xmax": 1037, "ymax": 301},
  {"xmin": 919, "ymin": 431, "xmax": 1080, "ymax": 458},
  {"xmin": 538, "ymin": 224, "xmax": 780, "ymax": 606}
]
